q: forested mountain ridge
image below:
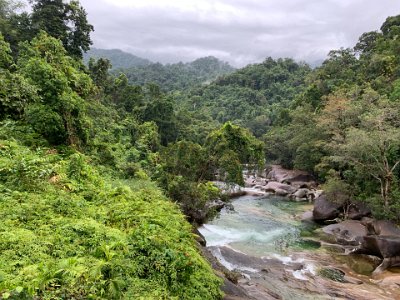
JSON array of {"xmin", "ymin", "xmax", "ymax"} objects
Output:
[
  {"xmin": 174, "ymin": 57, "xmax": 311, "ymax": 138},
  {"xmin": 116, "ymin": 56, "xmax": 235, "ymax": 92},
  {"xmin": 83, "ymin": 47, "xmax": 152, "ymax": 69},
  {"xmin": 84, "ymin": 49, "xmax": 235, "ymax": 92}
]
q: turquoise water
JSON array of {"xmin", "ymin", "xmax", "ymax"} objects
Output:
[
  {"xmin": 199, "ymin": 194, "xmax": 302, "ymax": 257},
  {"xmin": 199, "ymin": 193, "xmax": 396, "ymax": 300}
]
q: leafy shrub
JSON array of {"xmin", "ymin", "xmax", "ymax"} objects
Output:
[{"xmin": 0, "ymin": 138, "xmax": 223, "ymax": 299}]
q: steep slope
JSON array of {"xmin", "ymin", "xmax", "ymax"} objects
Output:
[{"xmin": 0, "ymin": 122, "xmax": 223, "ymax": 299}]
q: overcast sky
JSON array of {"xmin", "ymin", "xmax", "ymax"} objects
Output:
[{"xmin": 79, "ymin": 0, "xmax": 400, "ymax": 67}]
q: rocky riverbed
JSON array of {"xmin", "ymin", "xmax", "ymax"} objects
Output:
[{"xmin": 199, "ymin": 167, "xmax": 400, "ymax": 299}]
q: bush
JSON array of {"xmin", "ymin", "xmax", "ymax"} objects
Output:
[{"xmin": 0, "ymin": 137, "xmax": 223, "ymax": 299}]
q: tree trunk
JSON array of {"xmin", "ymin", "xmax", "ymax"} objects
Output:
[{"xmin": 383, "ymin": 175, "xmax": 392, "ymax": 210}]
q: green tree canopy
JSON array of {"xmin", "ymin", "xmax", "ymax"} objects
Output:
[
  {"xmin": 0, "ymin": 34, "xmax": 38, "ymax": 119},
  {"xmin": 206, "ymin": 122, "xmax": 264, "ymax": 185},
  {"xmin": 18, "ymin": 31, "xmax": 93, "ymax": 146},
  {"xmin": 143, "ymin": 91, "xmax": 177, "ymax": 146},
  {"xmin": 30, "ymin": 0, "xmax": 93, "ymax": 58}
]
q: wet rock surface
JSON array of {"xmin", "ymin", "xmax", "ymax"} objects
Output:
[
  {"xmin": 202, "ymin": 170, "xmax": 400, "ymax": 299},
  {"xmin": 199, "ymin": 192, "xmax": 400, "ymax": 299},
  {"xmin": 212, "ymin": 245, "xmax": 400, "ymax": 300},
  {"xmin": 317, "ymin": 218, "xmax": 400, "ymax": 275},
  {"xmin": 198, "ymin": 244, "xmax": 255, "ymax": 299}
]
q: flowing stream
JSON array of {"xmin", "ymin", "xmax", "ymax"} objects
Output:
[
  {"xmin": 199, "ymin": 192, "xmax": 325, "ymax": 299},
  {"xmin": 198, "ymin": 192, "xmax": 400, "ymax": 300},
  {"xmin": 200, "ymin": 193, "xmax": 302, "ymax": 257}
]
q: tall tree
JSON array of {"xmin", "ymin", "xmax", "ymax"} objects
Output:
[
  {"xmin": 332, "ymin": 96, "xmax": 400, "ymax": 216},
  {"xmin": 0, "ymin": 0, "xmax": 30, "ymax": 53},
  {"xmin": 30, "ymin": 0, "xmax": 93, "ymax": 58},
  {"xmin": 88, "ymin": 57, "xmax": 112, "ymax": 88}
]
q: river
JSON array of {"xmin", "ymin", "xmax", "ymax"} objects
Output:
[{"xmin": 199, "ymin": 192, "xmax": 400, "ymax": 300}]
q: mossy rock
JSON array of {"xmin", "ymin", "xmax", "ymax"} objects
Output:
[{"xmin": 318, "ymin": 267, "xmax": 345, "ymax": 282}]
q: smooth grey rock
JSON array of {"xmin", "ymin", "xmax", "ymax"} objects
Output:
[{"xmin": 313, "ymin": 194, "xmax": 342, "ymax": 222}]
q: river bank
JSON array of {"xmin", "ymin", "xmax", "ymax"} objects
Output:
[{"xmin": 199, "ymin": 191, "xmax": 400, "ymax": 300}]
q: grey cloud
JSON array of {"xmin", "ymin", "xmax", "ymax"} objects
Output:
[{"xmin": 80, "ymin": 0, "xmax": 400, "ymax": 67}]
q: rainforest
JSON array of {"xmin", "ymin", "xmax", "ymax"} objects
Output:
[{"xmin": 1, "ymin": 0, "xmax": 400, "ymax": 299}]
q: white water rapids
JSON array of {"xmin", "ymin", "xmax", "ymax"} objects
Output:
[
  {"xmin": 199, "ymin": 193, "xmax": 302, "ymax": 258},
  {"xmin": 198, "ymin": 193, "xmax": 324, "ymax": 299}
]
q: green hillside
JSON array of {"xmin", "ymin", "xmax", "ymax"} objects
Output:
[
  {"xmin": 117, "ymin": 56, "xmax": 235, "ymax": 92},
  {"xmin": 84, "ymin": 48, "xmax": 152, "ymax": 69}
]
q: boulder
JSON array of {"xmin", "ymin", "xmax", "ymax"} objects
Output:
[
  {"xmin": 244, "ymin": 177, "xmax": 256, "ymax": 188},
  {"xmin": 199, "ymin": 247, "xmax": 254, "ymax": 300},
  {"xmin": 283, "ymin": 174, "xmax": 315, "ymax": 184},
  {"xmin": 322, "ymin": 220, "xmax": 367, "ymax": 246},
  {"xmin": 360, "ymin": 236, "xmax": 400, "ymax": 275},
  {"xmin": 364, "ymin": 220, "xmax": 400, "ymax": 236},
  {"xmin": 292, "ymin": 181, "xmax": 317, "ymax": 190},
  {"xmin": 313, "ymin": 194, "xmax": 342, "ymax": 222},
  {"xmin": 266, "ymin": 165, "xmax": 316, "ymax": 188},
  {"xmin": 263, "ymin": 181, "xmax": 297, "ymax": 195},
  {"xmin": 193, "ymin": 228, "xmax": 207, "ymax": 246},
  {"xmin": 318, "ymin": 217, "xmax": 400, "ymax": 275},
  {"xmin": 275, "ymin": 189, "xmax": 289, "ymax": 196},
  {"xmin": 347, "ymin": 220, "xmax": 400, "ymax": 274},
  {"xmin": 189, "ymin": 198, "xmax": 226, "ymax": 224},
  {"xmin": 293, "ymin": 188, "xmax": 310, "ymax": 201},
  {"xmin": 206, "ymin": 199, "xmax": 225, "ymax": 211},
  {"xmin": 308, "ymin": 190, "xmax": 324, "ymax": 201},
  {"xmin": 347, "ymin": 202, "xmax": 371, "ymax": 220},
  {"xmin": 293, "ymin": 188, "xmax": 309, "ymax": 198},
  {"xmin": 362, "ymin": 235, "xmax": 400, "ymax": 258}
]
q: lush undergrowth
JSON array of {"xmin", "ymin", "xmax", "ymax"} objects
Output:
[{"xmin": 0, "ymin": 125, "xmax": 222, "ymax": 300}]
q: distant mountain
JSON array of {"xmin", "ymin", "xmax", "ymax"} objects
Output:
[
  {"xmin": 83, "ymin": 48, "xmax": 152, "ymax": 69},
  {"xmin": 117, "ymin": 56, "xmax": 235, "ymax": 92}
]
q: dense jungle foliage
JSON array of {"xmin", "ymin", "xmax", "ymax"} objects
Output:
[
  {"xmin": 167, "ymin": 15, "xmax": 400, "ymax": 221},
  {"xmin": 0, "ymin": 0, "xmax": 249, "ymax": 298},
  {"xmin": 1, "ymin": 0, "xmax": 400, "ymax": 298},
  {"xmin": 84, "ymin": 50, "xmax": 235, "ymax": 93},
  {"xmin": 174, "ymin": 57, "xmax": 311, "ymax": 138},
  {"xmin": 113, "ymin": 57, "xmax": 235, "ymax": 93}
]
